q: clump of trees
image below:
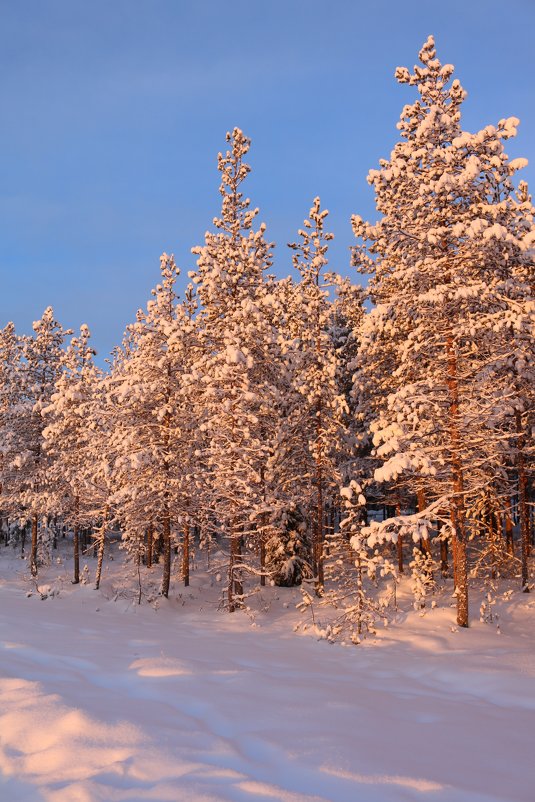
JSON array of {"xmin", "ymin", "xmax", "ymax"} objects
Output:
[{"xmin": 1, "ymin": 37, "xmax": 533, "ymax": 638}]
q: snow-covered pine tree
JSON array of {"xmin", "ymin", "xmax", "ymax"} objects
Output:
[
  {"xmin": 190, "ymin": 128, "xmax": 285, "ymax": 609},
  {"xmin": 0, "ymin": 322, "xmax": 24, "ymax": 544},
  {"xmin": 352, "ymin": 36, "xmax": 534, "ymax": 626},
  {"xmin": 242, "ymin": 274, "xmax": 316, "ymax": 588},
  {"xmin": 330, "ymin": 276, "xmax": 366, "ymax": 528},
  {"xmin": 42, "ymin": 324, "xmax": 101, "ymax": 583},
  {"xmin": 288, "ymin": 198, "xmax": 348, "ymax": 594},
  {"xmin": 466, "ymin": 176, "xmax": 535, "ymax": 590},
  {"xmin": 87, "ymin": 341, "xmax": 131, "ymax": 591},
  {"xmin": 106, "ymin": 254, "xmax": 192, "ymax": 598},
  {"xmin": 1, "ymin": 308, "xmax": 70, "ymax": 575},
  {"xmin": 167, "ymin": 281, "xmax": 202, "ymax": 588}
]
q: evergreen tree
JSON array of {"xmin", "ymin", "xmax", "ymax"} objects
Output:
[
  {"xmin": 352, "ymin": 36, "xmax": 534, "ymax": 626},
  {"xmin": 190, "ymin": 128, "xmax": 285, "ymax": 609},
  {"xmin": 0, "ymin": 322, "xmax": 24, "ymax": 543},
  {"xmin": 288, "ymin": 197, "xmax": 348, "ymax": 593},
  {"xmin": 106, "ymin": 254, "xmax": 193, "ymax": 598},
  {"xmin": 42, "ymin": 324, "xmax": 100, "ymax": 583},
  {"xmin": 1, "ymin": 308, "xmax": 70, "ymax": 575}
]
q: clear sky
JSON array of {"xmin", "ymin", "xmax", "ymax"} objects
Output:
[{"xmin": 1, "ymin": 0, "xmax": 534, "ymax": 361}]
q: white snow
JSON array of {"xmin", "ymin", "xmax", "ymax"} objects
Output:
[{"xmin": 1, "ymin": 544, "xmax": 534, "ymax": 802}]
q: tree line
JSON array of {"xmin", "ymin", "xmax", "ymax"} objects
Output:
[{"xmin": 1, "ymin": 37, "xmax": 533, "ymax": 638}]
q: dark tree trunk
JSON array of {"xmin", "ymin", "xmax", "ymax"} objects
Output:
[
  {"xmin": 162, "ymin": 509, "xmax": 171, "ymax": 598},
  {"xmin": 146, "ymin": 523, "xmax": 153, "ymax": 568},
  {"xmin": 260, "ymin": 539, "xmax": 266, "ymax": 587},
  {"xmin": 73, "ymin": 524, "xmax": 80, "ymax": 584},
  {"xmin": 94, "ymin": 510, "xmax": 107, "ymax": 591},
  {"xmin": 446, "ymin": 333, "xmax": 469, "ymax": 627},
  {"xmin": 228, "ymin": 519, "xmax": 243, "ymax": 612},
  {"xmin": 440, "ymin": 537, "xmax": 449, "ymax": 577},
  {"xmin": 396, "ymin": 502, "xmax": 404, "ymax": 573},
  {"xmin": 516, "ymin": 411, "xmax": 530, "ymax": 592},
  {"xmin": 505, "ymin": 494, "xmax": 514, "ymax": 558},
  {"xmin": 259, "ymin": 511, "xmax": 268, "ymax": 587},
  {"xmin": 72, "ymin": 497, "xmax": 80, "ymax": 584},
  {"xmin": 182, "ymin": 524, "xmax": 190, "ymax": 587},
  {"xmin": 30, "ymin": 514, "xmax": 38, "ymax": 577}
]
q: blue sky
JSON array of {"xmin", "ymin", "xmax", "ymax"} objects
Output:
[{"xmin": 1, "ymin": 0, "xmax": 534, "ymax": 360}]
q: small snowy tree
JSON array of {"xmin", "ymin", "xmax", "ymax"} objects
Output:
[
  {"xmin": 0, "ymin": 322, "xmax": 24, "ymax": 544},
  {"xmin": 106, "ymin": 254, "xmax": 195, "ymax": 598},
  {"xmin": 42, "ymin": 324, "xmax": 101, "ymax": 583},
  {"xmin": 1, "ymin": 308, "xmax": 70, "ymax": 575},
  {"xmin": 288, "ymin": 198, "xmax": 348, "ymax": 593}
]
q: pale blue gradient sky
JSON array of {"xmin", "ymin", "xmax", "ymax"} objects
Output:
[{"xmin": 1, "ymin": 0, "xmax": 533, "ymax": 360}]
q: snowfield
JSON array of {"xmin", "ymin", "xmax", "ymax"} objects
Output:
[{"xmin": 1, "ymin": 542, "xmax": 534, "ymax": 802}]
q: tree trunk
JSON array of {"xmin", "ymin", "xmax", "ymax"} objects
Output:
[
  {"xmin": 228, "ymin": 518, "xmax": 243, "ymax": 612},
  {"xmin": 505, "ymin": 494, "xmax": 514, "ymax": 557},
  {"xmin": 30, "ymin": 514, "xmax": 38, "ymax": 577},
  {"xmin": 313, "ymin": 392, "xmax": 325, "ymax": 596},
  {"xmin": 417, "ymin": 488, "xmax": 431, "ymax": 556},
  {"xmin": 137, "ymin": 551, "xmax": 142, "ymax": 604},
  {"xmin": 72, "ymin": 496, "xmax": 80, "ymax": 584},
  {"xmin": 440, "ymin": 536, "xmax": 449, "ymax": 577},
  {"xmin": 260, "ymin": 538, "xmax": 266, "ymax": 587},
  {"xmin": 395, "ymin": 502, "xmax": 404, "ymax": 573},
  {"xmin": 161, "ymin": 402, "xmax": 172, "ymax": 597},
  {"xmin": 94, "ymin": 506, "xmax": 108, "ymax": 591},
  {"xmin": 486, "ymin": 491, "xmax": 498, "ymax": 580},
  {"xmin": 73, "ymin": 524, "xmax": 80, "ymax": 584},
  {"xmin": 182, "ymin": 524, "xmax": 190, "ymax": 587},
  {"xmin": 516, "ymin": 410, "xmax": 530, "ymax": 592},
  {"xmin": 162, "ymin": 508, "xmax": 171, "ymax": 598},
  {"xmin": 146, "ymin": 523, "xmax": 153, "ymax": 568},
  {"xmin": 259, "ymin": 511, "xmax": 268, "ymax": 587},
  {"xmin": 314, "ymin": 459, "xmax": 324, "ymax": 593},
  {"xmin": 446, "ymin": 333, "xmax": 469, "ymax": 627}
]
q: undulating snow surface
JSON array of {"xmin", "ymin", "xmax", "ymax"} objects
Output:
[{"xmin": 1, "ymin": 544, "xmax": 534, "ymax": 802}]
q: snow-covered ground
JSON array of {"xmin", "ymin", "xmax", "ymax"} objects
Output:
[{"xmin": 1, "ymin": 541, "xmax": 534, "ymax": 802}]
